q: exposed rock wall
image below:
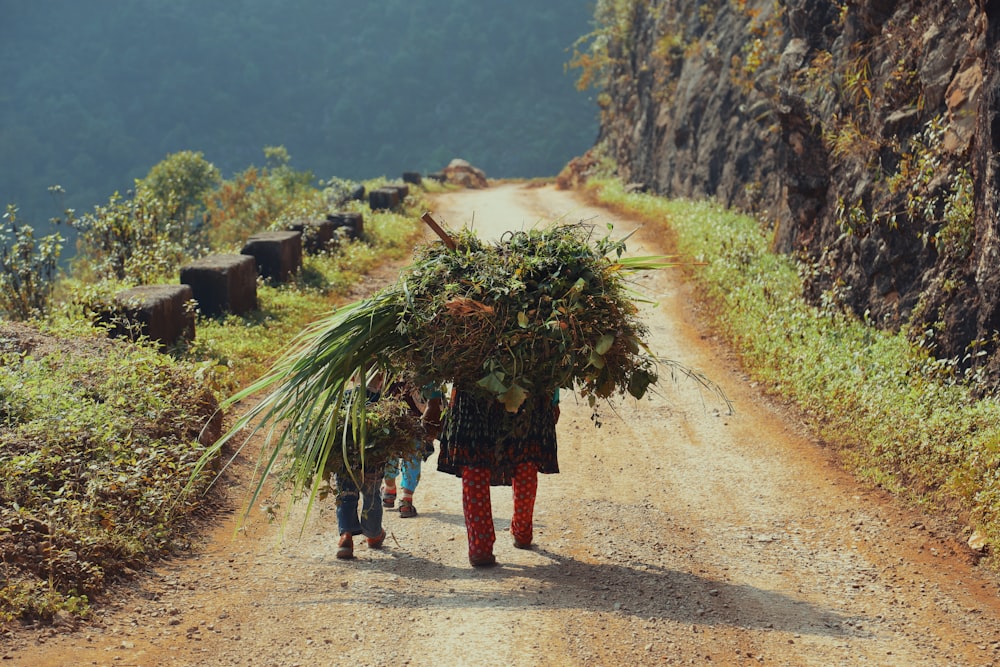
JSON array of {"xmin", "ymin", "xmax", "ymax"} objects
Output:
[{"xmin": 597, "ymin": 0, "xmax": 1000, "ymax": 388}]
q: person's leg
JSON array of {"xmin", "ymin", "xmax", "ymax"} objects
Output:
[
  {"xmin": 398, "ymin": 455, "xmax": 421, "ymax": 518},
  {"xmin": 461, "ymin": 466, "xmax": 496, "ymax": 565},
  {"xmin": 335, "ymin": 472, "xmax": 363, "ymax": 559},
  {"xmin": 510, "ymin": 462, "xmax": 538, "ymax": 548},
  {"xmin": 359, "ymin": 467, "xmax": 386, "ymax": 547},
  {"xmin": 381, "ymin": 458, "xmax": 399, "ymax": 508}
]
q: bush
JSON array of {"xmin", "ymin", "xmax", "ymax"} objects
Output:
[
  {"xmin": 0, "ymin": 322, "xmax": 220, "ymax": 623},
  {"xmin": 0, "ymin": 205, "xmax": 64, "ymax": 321},
  {"xmin": 69, "ymin": 188, "xmax": 200, "ymax": 285}
]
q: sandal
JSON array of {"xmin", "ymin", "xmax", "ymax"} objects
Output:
[
  {"xmin": 336, "ymin": 533, "xmax": 354, "ymax": 560},
  {"xmin": 398, "ymin": 499, "xmax": 418, "ymax": 518},
  {"xmin": 366, "ymin": 529, "xmax": 386, "ymax": 549},
  {"xmin": 469, "ymin": 553, "xmax": 497, "ymax": 568},
  {"xmin": 381, "ymin": 486, "xmax": 396, "ymax": 508},
  {"xmin": 512, "ymin": 530, "xmax": 532, "ymax": 549}
]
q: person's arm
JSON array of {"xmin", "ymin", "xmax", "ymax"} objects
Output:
[{"xmin": 419, "ymin": 386, "xmax": 444, "ymax": 440}]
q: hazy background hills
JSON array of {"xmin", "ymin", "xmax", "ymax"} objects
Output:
[{"xmin": 1, "ymin": 1, "xmax": 598, "ymax": 232}]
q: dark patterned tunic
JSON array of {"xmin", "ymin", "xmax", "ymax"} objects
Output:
[{"xmin": 437, "ymin": 388, "xmax": 559, "ymax": 486}]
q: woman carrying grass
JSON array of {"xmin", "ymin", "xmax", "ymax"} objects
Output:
[{"xmin": 438, "ymin": 388, "xmax": 561, "ymax": 567}]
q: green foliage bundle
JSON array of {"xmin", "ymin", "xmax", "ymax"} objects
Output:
[
  {"xmin": 321, "ymin": 395, "xmax": 424, "ymax": 480},
  {"xmin": 0, "ymin": 206, "xmax": 64, "ymax": 321},
  {"xmin": 267, "ymin": 391, "xmax": 426, "ymax": 504},
  {"xmin": 394, "ymin": 224, "xmax": 664, "ymax": 410}
]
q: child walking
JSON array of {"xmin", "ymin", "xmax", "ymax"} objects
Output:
[
  {"xmin": 335, "ymin": 378, "xmax": 388, "ymax": 560},
  {"xmin": 381, "ymin": 384, "xmax": 443, "ymax": 518}
]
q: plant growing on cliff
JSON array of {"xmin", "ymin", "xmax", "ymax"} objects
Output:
[
  {"xmin": 568, "ymin": 0, "xmax": 640, "ymax": 91},
  {"xmin": 825, "ymin": 113, "xmax": 880, "ymax": 167},
  {"xmin": 936, "ymin": 168, "xmax": 974, "ymax": 260},
  {"xmin": 728, "ymin": 0, "xmax": 785, "ymax": 97},
  {"xmin": 840, "ymin": 55, "xmax": 873, "ymax": 110}
]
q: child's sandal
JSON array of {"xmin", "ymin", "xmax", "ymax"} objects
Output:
[
  {"xmin": 336, "ymin": 533, "xmax": 354, "ymax": 559},
  {"xmin": 398, "ymin": 499, "xmax": 417, "ymax": 518},
  {"xmin": 366, "ymin": 529, "xmax": 386, "ymax": 549},
  {"xmin": 381, "ymin": 486, "xmax": 396, "ymax": 508}
]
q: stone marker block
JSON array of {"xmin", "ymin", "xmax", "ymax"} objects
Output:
[
  {"xmin": 180, "ymin": 254, "xmax": 258, "ymax": 317},
  {"xmin": 369, "ymin": 187, "xmax": 400, "ymax": 211},
  {"xmin": 348, "ymin": 184, "xmax": 366, "ymax": 201},
  {"xmin": 241, "ymin": 230, "xmax": 302, "ymax": 283},
  {"xmin": 288, "ymin": 219, "xmax": 336, "ymax": 253},
  {"xmin": 107, "ymin": 284, "xmax": 195, "ymax": 347},
  {"xmin": 325, "ymin": 211, "xmax": 364, "ymax": 240},
  {"xmin": 402, "ymin": 171, "xmax": 422, "ymax": 185}
]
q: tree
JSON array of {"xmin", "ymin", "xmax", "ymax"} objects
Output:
[{"xmin": 137, "ymin": 150, "xmax": 221, "ymax": 234}]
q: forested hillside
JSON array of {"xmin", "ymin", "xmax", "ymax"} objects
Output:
[{"xmin": 0, "ymin": 1, "xmax": 597, "ymax": 231}]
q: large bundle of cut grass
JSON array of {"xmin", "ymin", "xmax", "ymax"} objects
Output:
[
  {"xmin": 393, "ymin": 224, "xmax": 662, "ymax": 411},
  {"xmin": 321, "ymin": 394, "xmax": 424, "ymax": 479},
  {"xmin": 274, "ymin": 392, "xmax": 425, "ymax": 501},
  {"xmin": 192, "ymin": 218, "xmax": 678, "ymax": 520}
]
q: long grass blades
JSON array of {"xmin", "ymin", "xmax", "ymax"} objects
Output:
[{"xmin": 187, "ymin": 292, "xmax": 407, "ymax": 526}]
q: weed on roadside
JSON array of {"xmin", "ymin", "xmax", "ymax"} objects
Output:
[{"xmin": 583, "ymin": 177, "xmax": 1000, "ymax": 566}]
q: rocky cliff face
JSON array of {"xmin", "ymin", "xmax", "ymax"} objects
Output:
[{"xmin": 594, "ymin": 0, "xmax": 1000, "ymax": 389}]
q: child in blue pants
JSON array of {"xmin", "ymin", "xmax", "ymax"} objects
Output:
[
  {"xmin": 381, "ymin": 454, "xmax": 422, "ymax": 517},
  {"xmin": 382, "ymin": 384, "xmax": 443, "ymax": 518}
]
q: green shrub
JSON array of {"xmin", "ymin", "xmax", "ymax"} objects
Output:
[
  {"xmin": 69, "ymin": 188, "xmax": 200, "ymax": 285},
  {"xmin": 0, "ymin": 323, "xmax": 219, "ymax": 622},
  {"xmin": 0, "ymin": 205, "xmax": 64, "ymax": 320}
]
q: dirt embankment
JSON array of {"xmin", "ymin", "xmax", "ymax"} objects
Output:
[{"xmin": 8, "ymin": 183, "xmax": 1000, "ymax": 667}]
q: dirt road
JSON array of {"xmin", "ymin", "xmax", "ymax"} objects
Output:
[{"xmin": 10, "ymin": 183, "xmax": 1000, "ymax": 666}]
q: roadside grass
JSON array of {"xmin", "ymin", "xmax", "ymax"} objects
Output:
[
  {"xmin": 0, "ymin": 191, "xmax": 425, "ymax": 625},
  {"xmin": 0, "ymin": 326, "xmax": 220, "ymax": 624},
  {"xmin": 583, "ymin": 177, "xmax": 1000, "ymax": 564}
]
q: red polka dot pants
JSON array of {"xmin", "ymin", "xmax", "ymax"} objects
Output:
[
  {"xmin": 510, "ymin": 462, "xmax": 537, "ymax": 546},
  {"xmin": 461, "ymin": 463, "xmax": 538, "ymax": 560}
]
